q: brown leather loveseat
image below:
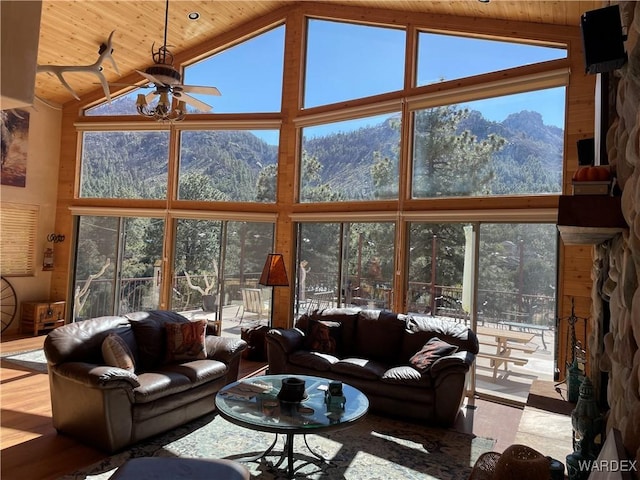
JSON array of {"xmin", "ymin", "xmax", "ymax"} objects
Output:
[
  {"xmin": 43, "ymin": 310, "xmax": 247, "ymax": 453},
  {"xmin": 266, "ymin": 308, "xmax": 478, "ymax": 426}
]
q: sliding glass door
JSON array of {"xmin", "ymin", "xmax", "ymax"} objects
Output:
[
  {"xmin": 73, "ymin": 215, "xmax": 165, "ymax": 321},
  {"xmin": 171, "ymin": 218, "xmax": 275, "ymax": 328},
  {"xmin": 407, "ymin": 220, "xmax": 557, "ymax": 405}
]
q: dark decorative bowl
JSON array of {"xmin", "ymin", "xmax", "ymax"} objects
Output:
[{"xmin": 278, "ymin": 377, "xmax": 306, "ymax": 403}]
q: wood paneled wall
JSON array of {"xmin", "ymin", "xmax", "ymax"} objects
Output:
[{"xmin": 51, "ymin": 2, "xmax": 597, "ymax": 376}]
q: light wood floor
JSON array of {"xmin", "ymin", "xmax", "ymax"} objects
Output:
[{"xmin": 0, "ymin": 332, "xmax": 555, "ymax": 480}]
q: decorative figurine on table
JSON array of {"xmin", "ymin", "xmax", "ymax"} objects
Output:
[
  {"xmin": 566, "ymin": 376, "xmax": 604, "ymax": 480},
  {"xmin": 325, "ymin": 381, "xmax": 346, "ymax": 409}
]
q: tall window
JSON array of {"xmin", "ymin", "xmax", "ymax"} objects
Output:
[
  {"xmin": 299, "ymin": 113, "xmax": 401, "ymax": 202},
  {"xmin": 184, "ymin": 26, "xmax": 285, "ymax": 113},
  {"xmin": 416, "ymin": 32, "xmax": 566, "ymax": 86},
  {"xmin": 304, "ymin": 19, "xmax": 405, "ymax": 107},
  {"xmin": 411, "ymin": 87, "xmax": 565, "ymax": 198},
  {"xmin": 178, "ymin": 129, "xmax": 280, "ymax": 203},
  {"xmin": 79, "ymin": 131, "xmax": 169, "ymax": 199}
]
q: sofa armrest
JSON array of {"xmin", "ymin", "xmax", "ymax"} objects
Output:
[
  {"xmin": 265, "ymin": 328, "xmax": 305, "ymax": 354},
  {"xmin": 51, "ymin": 362, "xmax": 140, "ymax": 388},
  {"xmin": 429, "ymin": 351, "xmax": 475, "ymax": 376},
  {"xmin": 205, "ymin": 336, "xmax": 247, "ymax": 363}
]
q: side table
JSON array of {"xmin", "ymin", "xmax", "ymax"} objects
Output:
[{"xmin": 21, "ymin": 301, "xmax": 65, "ymax": 336}]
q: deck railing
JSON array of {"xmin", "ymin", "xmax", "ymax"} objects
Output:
[{"xmin": 74, "ymin": 273, "xmax": 555, "ymax": 327}]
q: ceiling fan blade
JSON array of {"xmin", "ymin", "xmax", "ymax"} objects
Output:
[
  {"xmin": 106, "ymin": 82, "xmax": 152, "ymax": 88},
  {"xmin": 136, "ymin": 69, "xmax": 167, "ymax": 87},
  {"xmin": 179, "ymin": 93, "xmax": 213, "ymax": 112},
  {"xmin": 180, "ymin": 85, "xmax": 221, "ymax": 96}
]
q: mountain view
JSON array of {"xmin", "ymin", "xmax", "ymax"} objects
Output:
[{"xmin": 81, "ymin": 100, "xmax": 564, "ymax": 200}]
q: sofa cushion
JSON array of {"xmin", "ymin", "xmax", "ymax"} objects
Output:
[
  {"xmin": 382, "ymin": 366, "xmax": 433, "ymax": 387},
  {"xmin": 133, "ymin": 370, "xmax": 194, "ymax": 404},
  {"xmin": 165, "ymin": 320, "xmax": 207, "ymax": 363},
  {"xmin": 354, "ymin": 310, "xmax": 406, "ymax": 364},
  {"xmin": 161, "ymin": 359, "xmax": 228, "ymax": 385},
  {"xmin": 304, "ymin": 319, "xmax": 342, "ymax": 355},
  {"xmin": 298, "ymin": 308, "xmax": 360, "ymax": 356},
  {"xmin": 409, "ymin": 337, "xmax": 458, "ymax": 373},
  {"xmin": 288, "ymin": 351, "xmax": 338, "ymax": 372},
  {"xmin": 399, "ymin": 315, "xmax": 479, "ymax": 362},
  {"xmin": 101, "ymin": 333, "xmax": 136, "ymax": 372},
  {"xmin": 331, "ymin": 357, "xmax": 387, "ymax": 380},
  {"xmin": 129, "ymin": 312, "xmax": 190, "ymax": 371}
]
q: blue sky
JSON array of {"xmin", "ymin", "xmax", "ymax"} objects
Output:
[{"xmin": 183, "ymin": 20, "xmax": 567, "ymax": 145}]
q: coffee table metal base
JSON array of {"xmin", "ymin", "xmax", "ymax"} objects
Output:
[{"xmin": 231, "ymin": 432, "xmax": 330, "ymax": 478}]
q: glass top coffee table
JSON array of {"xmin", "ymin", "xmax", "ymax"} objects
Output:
[{"xmin": 215, "ymin": 374, "xmax": 369, "ymax": 478}]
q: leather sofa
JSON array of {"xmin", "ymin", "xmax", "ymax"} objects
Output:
[
  {"xmin": 266, "ymin": 308, "xmax": 479, "ymax": 426},
  {"xmin": 43, "ymin": 310, "xmax": 247, "ymax": 453}
]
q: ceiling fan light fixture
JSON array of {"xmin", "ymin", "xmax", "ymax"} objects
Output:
[
  {"xmin": 134, "ymin": 0, "xmax": 215, "ymax": 122},
  {"xmin": 135, "ymin": 94, "xmax": 147, "ymax": 107},
  {"xmin": 136, "ymin": 92, "xmax": 186, "ymax": 122}
]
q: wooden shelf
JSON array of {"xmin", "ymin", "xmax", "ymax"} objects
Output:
[{"xmin": 557, "ymin": 195, "xmax": 627, "ymax": 245}]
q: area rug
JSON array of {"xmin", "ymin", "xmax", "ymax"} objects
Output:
[
  {"xmin": 59, "ymin": 412, "xmax": 495, "ymax": 479},
  {"xmin": 0, "ymin": 349, "xmax": 47, "ymax": 373}
]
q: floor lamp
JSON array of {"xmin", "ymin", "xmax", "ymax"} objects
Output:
[{"xmin": 259, "ymin": 253, "xmax": 289, "ymax": 327}]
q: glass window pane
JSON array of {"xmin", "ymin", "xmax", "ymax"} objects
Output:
[
  {"xmin": 304, "ymin": 19, "xmax": 405, "ymax": 108},
  {"xmin": 120, "ymin": 217, "xmax": 165, "ymax": 313},
  {"xmin": 343, "ymin": 222, "xmax": 395, "ymax": 310},
  {"xmin": 300, "ymin": 114, "xmax": 401, "ymax": 202},
  {"xmin": 73, "ymin": 216, "xmax": 165, "ymax": 319},
  {"xmin": 407, "ymin": 223, "xmax": 468, "ymax": 319},
  {"xmin": 172, "ymin": 219, "xmax": 223, "ymax": 312},
  {"xmin": 477, "ymin": 224, "xmax": 557, "ymax": 326},
  {"xmin": 178, "ymin": 130, "xmax": 279, "ymax": 202},
  {"xmin": 74, "ymin": 216, "xmax": 118, "ymax": 320},
  {"xmin": 295, "ymin": 223, "xmax": 341, "ymax": 315},
  {"xmin": 85, "ymin": 90, "xmax": 142, "ymax": 116},
  {"xmin": 295, "ymin": 221, "xmax": 395, "ymax": 315},
  {"xmin": 183, "ymin": 26, "xmax": 285, "ymax": 113},
  {"xmin": 411, "ymin": 87, "xmax": 564, "ymax": 198},
  {"xmin": 80, "ymin": 131, "xmax": 169, "ymax": 199},
  {"xmin": 223, "ymin": 221, "xmax": 275, "ymax": 322},
  {"xmin": 417, "ymin": 32, "xmax": 566, "ymax": 87},
  {"xmin": 171, "ymin": 219, "xmax": 275, "ymax": 330}
]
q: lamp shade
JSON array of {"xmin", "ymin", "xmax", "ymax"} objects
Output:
[{"xmin": 259, "ymin": 253, "xmax": 289, "ymax": 287}]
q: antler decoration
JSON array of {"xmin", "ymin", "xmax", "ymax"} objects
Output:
[{"xmin": 37, "ymin": 31, "xmax": 119, "ymax": 102}]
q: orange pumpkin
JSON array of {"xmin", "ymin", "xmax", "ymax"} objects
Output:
[{"xmin": 572, "ymin": 166, "xmax": 610, "ymax": 182}]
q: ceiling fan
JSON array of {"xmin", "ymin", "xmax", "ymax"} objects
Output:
[{"xmin": 125, "ymin": 0, "xmax": 221, "ymax": 120}]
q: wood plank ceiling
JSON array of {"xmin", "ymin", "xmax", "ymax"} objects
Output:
[{"xmin": 35, "ymin": 0, "xmax": 602, "ymax": 107}]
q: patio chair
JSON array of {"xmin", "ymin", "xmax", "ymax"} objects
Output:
[{"xmin": 239, "ymin": 288, "xmax": 267, "ymax": 324}]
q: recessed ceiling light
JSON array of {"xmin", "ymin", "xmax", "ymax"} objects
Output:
[
  {"xmin": 187, "ymin": 12, "xmax": 200, "ymax": 20},
  {"xmin": 478, "ymin": 0, "xmax": 490, "ymax": 3}
]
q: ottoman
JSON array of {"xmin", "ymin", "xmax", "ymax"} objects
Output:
[{"xmin": 109, "ymin": 457, "xmax": 250, "ymax": 479}]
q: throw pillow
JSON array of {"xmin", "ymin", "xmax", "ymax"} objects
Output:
[
  {"xmin": 409, "ymin": 337, "xmax": 458, "ymax": 373},
  {"xmin": 165, "ymin": 320, "xmax": 207, "ymax": 363},
  {"xmin": 102, "ymin": 333, "xmax": 136, "ymax": 372},
  {"xmin": 305, "ymin": 319, "xmax": 342, "ymax": 355}
]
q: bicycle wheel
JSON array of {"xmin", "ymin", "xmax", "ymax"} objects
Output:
[{"xmin": 1, "ymin": 277, "xmax": 18, "ymax": 333}]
